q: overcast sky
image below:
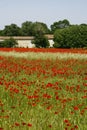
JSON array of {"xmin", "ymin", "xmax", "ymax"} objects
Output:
[{"xmin": 0, "ymin": 0, "xmax": 87, "ymax": 29}]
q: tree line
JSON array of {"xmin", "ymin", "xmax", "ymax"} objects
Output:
[
  {"xmin": 0, "ymin": 21, "xmax": 50, "ymax": 36},
  {"xmin": 0, "ymin": 19, "xmax": 87, "ymax": 48}
]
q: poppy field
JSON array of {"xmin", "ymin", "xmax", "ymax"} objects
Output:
[{"xmin": 0, "ymin": 48, "xmax": 87, "ymax": 130}]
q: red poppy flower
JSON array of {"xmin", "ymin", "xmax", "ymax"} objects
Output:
[
  {"xmin": 15, "ymin": 122, "xmax": 20, "ymax": 126},
  {"xmin": 27, "ymin": 123, "xmax": 32, "ymax": 127},
  {"xmin": 0, "ymin": 128, "xmax": 3, "ymax": 130},
  {"xmin": 73, "ymin": 106, "xmax": 79, "ymax": 110}
]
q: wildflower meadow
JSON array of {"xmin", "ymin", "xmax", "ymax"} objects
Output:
[{"xmin": 0, "ymin": 48, "xmax": 87, "ymax": 130}]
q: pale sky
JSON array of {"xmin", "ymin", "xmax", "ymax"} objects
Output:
[{"xmin": 0, "ymin": 0, "xmax": 87, "ymax": 29}]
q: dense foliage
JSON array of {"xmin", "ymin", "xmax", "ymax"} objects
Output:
[
  {"xmin": 0, "ymin": 21, "xmax": 50, "ymax": 36},
  {"xmin": 1, "ymin": 24, "xmax": 21, "ymax": 36},
  {"xmin": 50, "ymin": 19, "xmax": 70, "ymax": 33},
  {"xmin": 0, "ymin": 38, "xmax": 18, "ymax": 48},
  {"xmin": 32, "ymin": 32, "xmax": 50, "ymax": 48},
  {"xmin": 53, "ymin": 25, "xmax": 87, "ymax": 48}
]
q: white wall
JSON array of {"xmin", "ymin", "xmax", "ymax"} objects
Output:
[
  {"xmin": 48, "ymin": 40, "xmax": 54, "ymax": 47},
  {"xmin": 17, "ymin": 40, "xmax": 35, "ymax": 48}
]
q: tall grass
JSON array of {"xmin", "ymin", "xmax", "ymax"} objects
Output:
[{"xmin": 0, "ymin": 51, "xmax": 87, "ymax": 60}]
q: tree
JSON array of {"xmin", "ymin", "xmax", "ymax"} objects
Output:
[
  {"xmin": 3, "ymin": 24, "xmax": 21, "ymax": 36},
  {"xmin": 32, "ymin": 32, "xmax": 50, "ymax": 48},
  {"xmin": 50, "ymin": 19, "xmax": 70, "ymax": 33},
  {"xmin": 21, "ymin": 21, "xmax": 33, "ymax": 36},
  {"xmin": 53, "ymin": 25, "xmax": 87, "ymax": 48},
  {"xmin": 21, "ymin": 21, "xmax": 50, "ymax": 36},
  {"xmin": 0, "ymin": 30, "xmax": 3, "ymax": 36},
  {"xmin": 80, "ymin": 23, "xmax": 87, "ymax": 26},
  {"xmin": 32, "ymin": 22, "xmax": 50, "ymax": 36},
  {"xmin": 0, "ymin": 38, "xmax": 18, "ymax": 48}
]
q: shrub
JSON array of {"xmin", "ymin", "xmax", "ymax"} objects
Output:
[
  {"xmin": 53, "ymin": 25, "xmax": 87, "ymax": 48},
  {"xmin": 0, "ymin": 38, "xmax": 18, "ymax": 48},
  {"xmin": 32, "ymin": 33, "xmax": 50, "ymax": 48}
]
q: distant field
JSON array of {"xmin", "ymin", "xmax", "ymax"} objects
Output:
[{"xmin": 0, "ymin": 48, "xmax": 87, "ymax": 130}]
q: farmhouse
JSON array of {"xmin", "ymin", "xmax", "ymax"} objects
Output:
[{"xmin": 0, "ymin": 35, "xmax": 54, "ymax": 48}]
